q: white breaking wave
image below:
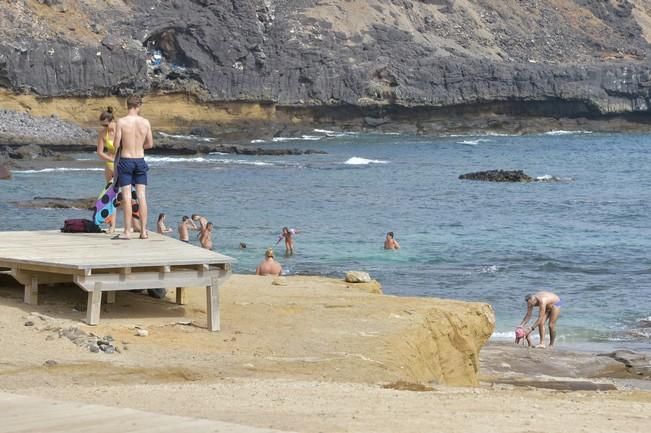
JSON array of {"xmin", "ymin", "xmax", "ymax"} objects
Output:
[
  {"xmin": 344, "ymin": 157, "xmax": 389, "ymax": 165},
  {"xmin": 14, "ymin": 168, "xmax": 104, "ymax": 173},
  {"xmin": 457, "ymin": 138, "xmax": 492, "ymax": 145},
  {"xmin": 313, "ymin": 128, "xmax": 335, "ymax": 134},
  {"xmin": 145, "ymin": 156, "xmax": 209, "ymax": 163},
  {"xmin": 544, "ymin": 130, "xmax": 593, "ymax": 136},
  {"xmin": 250, "ymin": 139, "xmax": 267, "ymax": 144},
  {"xmin": 158, "ymin": 132, "xmax": 214, "ymax": 142},
  {"xmin": 479, "ymin": 265, "xmax": 499, "ymax": 273},
  {"xmin": 272, "ymin": 135, "xmax": 323, "ymax": 142},
  {"xmin": 535, "ymin": 174, "xmax": 575, "ymax": 182},
  {"xmin": 213, "ymin": 159, "xmax": 273, "ymax": 166},
  {"xmin": 491, "ymin": 331, "xmax": 515, "ymax": 340}
]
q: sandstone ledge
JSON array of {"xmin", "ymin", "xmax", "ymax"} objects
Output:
[{"xmin": 0, "ymin": 274, "xmax": 494, "ymax": 387}]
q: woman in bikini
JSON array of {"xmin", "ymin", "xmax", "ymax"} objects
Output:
[
  {"xmin": 97, "ymin": 106, "xmax": 117, "ymax": 183},
  {"xmin": 97, "ymin": 107, "xmax": 118, "ymax": 232}
]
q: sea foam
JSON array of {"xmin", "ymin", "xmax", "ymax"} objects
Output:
[
  {"xmin": 344, "ymin": 157, "xmax": 389, "ymax": 165},
  {"xmin": 158, "ymin": 132, "xmax": 213, "ymax": 142},
  {"xmin": 544, "ymin": 130, "xmax": 593, "ymax": 136},
  {"xmin": 14, "ymin": 168, "xmax": 104, "ymax": 173}
]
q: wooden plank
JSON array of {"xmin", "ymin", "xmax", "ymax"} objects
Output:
[
  {"xmin": 86, "ymin": 282, "xmax": 102, "ymax": 326},
  {"xmin": 105, "ymin": 291, "xmax": 116, "ymax": 304},
  {"xmin": 74, "ymin": 270, "xmax": 219, "ymax": 292},
  {"xmin": 0, "ymin": 231, "xmax": 235, "ymax": 270},
  {"xmin": 176, "ymin": 287, "xmax": 187, "ymax": 305},
  {"xmin": 206, "ymin": 279, "xmax": 220, "ymax": 332},
  {"xmin": 24, "ymin": 274, "xmax": 38, "ymax": 305},
  {"xmin": 205, "ymin": 270, "xmax": 230, "ymax": 332}
]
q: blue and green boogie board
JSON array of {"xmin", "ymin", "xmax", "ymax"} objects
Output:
[
  {"xmin": 93, "ymin": 151, "xmax": 140, "ymax": 227},
  {"xmin": 93, "ymin": 180, "xmax": 119, "ymax": 226}
]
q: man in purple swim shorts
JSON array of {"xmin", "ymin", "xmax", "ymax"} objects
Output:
[{"xmin": 113, "ymin": 95, "xmax": 154, "ymax": 239}]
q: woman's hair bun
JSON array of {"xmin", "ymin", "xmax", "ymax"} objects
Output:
[{"xmin": 107, "ymin": 106, "xmax": 113, "ymax": 113}]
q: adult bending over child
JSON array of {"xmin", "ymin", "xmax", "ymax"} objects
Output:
[{"xmin": 519, "ymin": 291, "xmax": 561, "ymax": 349}]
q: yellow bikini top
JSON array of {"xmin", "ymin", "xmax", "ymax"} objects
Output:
[{"xmin": 104, "ymin": 128, "xmax": 115, "ymax": 153}]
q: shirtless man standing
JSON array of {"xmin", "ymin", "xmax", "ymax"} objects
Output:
[
  {"xmin": 384, "ymin": 232, "xmax": 400, "ymax": 250},
  {"xmin": 178, "ymin": 216, "xmax": 196, "ymax": 243},
  {"xmin": 256, "ymin": 248, "xmax": 283, "ymax": 276},
  {"xmin": 113, "ymin": 95, "xmax": 153, "ymax": 239},
  {"xmin": 519, "ymin": 291, "xmax": 561, "ymax": 349}
]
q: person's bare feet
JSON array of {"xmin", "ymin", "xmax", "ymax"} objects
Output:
[
  {"xmin": 139, "ymin": 230, "xmax": 148, "ymax": 240},
  {"xmin": 535, "ymin": 344, "xmax": 546, "ymax": 349}
]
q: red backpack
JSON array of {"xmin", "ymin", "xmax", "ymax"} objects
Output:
[{"xmin": 61, "ymin": 219, "xmax": 103, "ymax": 233}]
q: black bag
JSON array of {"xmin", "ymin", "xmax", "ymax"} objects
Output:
[{"xmin": 61, "ymin": 219, "xmax": 104, "ymax": 233}]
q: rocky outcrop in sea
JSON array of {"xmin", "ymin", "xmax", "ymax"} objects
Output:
[{"xmin": 459, "ymin": 170, "xmax": 533, "ymax": 182}]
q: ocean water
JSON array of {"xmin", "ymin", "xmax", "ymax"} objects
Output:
[{"xmin": 2, "ymin": 131, "xmax": 650, "ymax": 351}]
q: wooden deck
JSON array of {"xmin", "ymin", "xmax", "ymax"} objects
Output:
[
  {"xmin": 0, "ymin": 231, "xmax": 234, "ymax": 330},
  {"xmin": 0, "ymin": 392, "xmax": 285, "ymax": 433}
]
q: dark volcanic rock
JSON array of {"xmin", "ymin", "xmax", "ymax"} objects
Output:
[
  {"xmin": 2, "ymin": 1, "xmax": 651, "ymax": 122},
  {"xmin": 14, "ymin": 197, "xmax": 96, "ymax": 210},
  {"xmin": 459, "ymin": 170, "xmax": 533, "ymax": 182}
]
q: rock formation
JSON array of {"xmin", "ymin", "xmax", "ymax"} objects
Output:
[
  {"xmin": 13, "ymin": 197, "xmax": 96, "ymax": 210},
  {"xmin": 459, "ymin": 170, "xmax": 533, "ymax": 182},
  {"xmin": 2, "ymin": 1, "xmax": 651, "ymax": 134}
]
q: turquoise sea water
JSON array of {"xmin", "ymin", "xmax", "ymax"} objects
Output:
[{"xmin": 2, "ymin": 131, "xmax": 650, "ymax": 351}]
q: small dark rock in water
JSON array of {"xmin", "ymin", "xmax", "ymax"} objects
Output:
[
  {"xmin": 239, "ymin": 242, "xmax": 247, "ymax": 249},
  {"xmin": 0, "ymin": 164, "xmax": 11, "ymax": 180},
  {"xmin": 13, "ymin": 196, "xmax": 96, "ymax": 209},
  {"xmin": 459, "ymin": 170, "xmax": 533, "ymax": 182},
  {"xmin": 24, "ymin": 320, "xmax": 34, "ymax": 327},
  {"xmin": 44, "ymin": 360, "xmax": 58, "ymax": 367}
]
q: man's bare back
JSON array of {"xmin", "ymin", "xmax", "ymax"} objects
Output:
[{"xmin": 115, "ymin": 115, "xmax": 153, "ymax": 158}]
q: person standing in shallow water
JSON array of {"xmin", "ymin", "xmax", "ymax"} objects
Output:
[
  {"xmin": 113, "ymin": 95, "xmax": 153, "ymax": 240},
  {"xmin": 277, "ymin": 227, "xmax": 299, "ymax": 256},
  {"xmin": 156, "ymin": 213, "xmax": 173, "ymax": 234},
  {"xmin": 519, "ymin": 291, "xmax": 561, "ymax": 349},
  {"xmin": 384, "ymin": 232, "xmax": 400, "ymax": 250}
]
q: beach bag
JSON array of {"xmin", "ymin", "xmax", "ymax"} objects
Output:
[{"xmin": 61, "ymin": 219, "xmax": 104, "ymax": 233}]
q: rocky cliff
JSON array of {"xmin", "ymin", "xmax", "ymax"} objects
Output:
[{"xmin": 2, "ymin": 0, "xmax": 651, "ymax": 134}]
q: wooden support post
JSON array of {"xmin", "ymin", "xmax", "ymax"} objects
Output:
[
  {"xmin": 175, "ymin": 287, "xmax": 187, "ymax": 305},
  {"xmin": 24, "ymin": 274, "xmax": 38, "ymax": 305},
  {"xmin": 86, "ymin": 282, "xmax": 103, "ymax": 326},
  {"xmin": 206, "ymin": 277, "xmax": 220, "ymax": 332},
  {"xmin": 105, "ymin": 291, "xmax": 116, "ymax": 304}
]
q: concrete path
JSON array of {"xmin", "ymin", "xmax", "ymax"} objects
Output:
[{"xmin": 0, "ymin": 392, "xmax": 289, "ymax": 433}]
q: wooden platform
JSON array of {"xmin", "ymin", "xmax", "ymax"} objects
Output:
[
  {"xmin": 0, "ymin": 231, "xmax": 234, "ymax": 330},
  {"xmin": 0, "ymin": 392, "xmax": 285, "ymax": 433}
]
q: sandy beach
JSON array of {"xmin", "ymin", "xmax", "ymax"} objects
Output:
[{"xmin": 0, "ymin": 273, "xmax": 649, "ymax": 433}]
